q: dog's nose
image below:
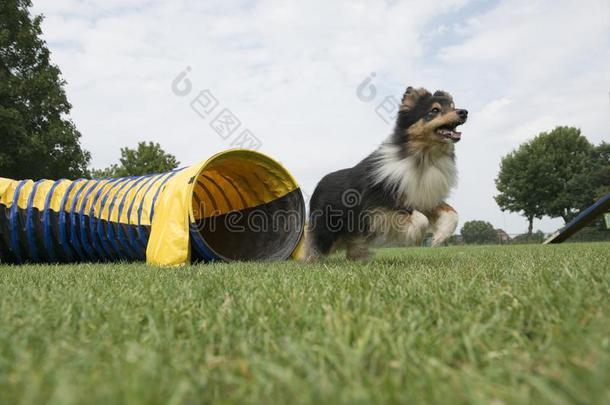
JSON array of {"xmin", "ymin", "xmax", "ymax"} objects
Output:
[{"xmin": 457, "ymin": 109, "xmax": 468, "ymax": 120}]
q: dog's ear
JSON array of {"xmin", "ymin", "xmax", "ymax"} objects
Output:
[
  {"xmin": 400, "ymin": 87, "xmax": 429, "ymax": 111},
  {"xmin": 433, "ymin": 90, "xmax": 453, "ymax": 100}
]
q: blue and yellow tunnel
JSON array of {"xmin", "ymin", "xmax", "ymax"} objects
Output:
[{"xmin": 0, "ymin": 150, "xmax": 305, "ymax": 266}]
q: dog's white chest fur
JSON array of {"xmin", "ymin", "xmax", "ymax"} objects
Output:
[{"xmin": 373, "ymin": 143, "xmax": 457, "ymax": 212}]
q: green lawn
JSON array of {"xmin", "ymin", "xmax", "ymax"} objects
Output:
[{"xmin": 1, "ymin": 243, "xmax": 609, "ymax": 404}]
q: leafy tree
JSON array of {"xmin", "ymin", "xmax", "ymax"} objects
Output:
[
  {"xmin": 91, "ymin": 142, "xmax": 179, "ymax": 178},
  {"xmin": 536, "ymin": 127, "xmax": 595, "ymax": 222},
  {"xmin": 495, "ymin": 142, "xmax": 547, "ymax": 235},
  {"xmin": 495, "ymin": 126, "xmax": 594, "ymax": 234},
  {"xmin": 567, "ymin": 142, "xmax": 610, "ymax": 230},
  {"xmin": 460, "ymin": 220, "xmax": 498, "ymax": 245},
  {"xmin": 569, "ymin": 142, "xmax": 610, "ymax": 206},
  {"xmin": 0, "ymin": 0, "xmax": 90, "ymax": 179},
  {"xmin": 592, "ymin": 142, "xmax": 610, "ymax": 198}
]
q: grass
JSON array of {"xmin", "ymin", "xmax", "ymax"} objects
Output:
[{"xmin": 1, "ymin": 243, "xmax": 609, "ymax": 404}]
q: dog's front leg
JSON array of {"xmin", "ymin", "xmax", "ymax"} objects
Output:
[
  {"xmin": 405, "ymin": 210, "xmax": 430, "ymax": 246},
  {"xmin": 428, "ymin": 203, "xmax": 459, "ymax": 247}
]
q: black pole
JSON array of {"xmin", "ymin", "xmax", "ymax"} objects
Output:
[{"xmin": 544, "ymin": 192, "xmax": 610, "ymax": 244}]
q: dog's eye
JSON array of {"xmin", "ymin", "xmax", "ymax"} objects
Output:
[{"xmin": 429, "ymin": 108, "xmax": 440, "ymax": 114}]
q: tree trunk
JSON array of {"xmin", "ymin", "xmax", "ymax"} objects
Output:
[
  {"xmin": 562, "ymin": 209, "xmax": 570, "ymax": 224},
  {"xmin": 528, "ymin": 216, "xmax": 533, "ymax": 236}
]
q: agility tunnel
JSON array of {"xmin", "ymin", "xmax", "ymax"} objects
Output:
[{"xmin": 0, "ymin": 149, "xmax": 305, "ymax": 266}]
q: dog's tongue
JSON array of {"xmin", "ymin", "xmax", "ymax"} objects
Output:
[{"xmin": 438, "ymin": 128, "xmax": 461, "ymax": 142}]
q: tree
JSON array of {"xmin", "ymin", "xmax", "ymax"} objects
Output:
[
  {"xmin": 568, "ymin": 142, "xmax": 610, "ymax": 230},
  {"xmin": 460, "ymin": 220, "xmax": 498, "ymax": 245},
  {"xmin": 495, "ymin": 126, "xmax": 594, "ymax": 234},
  {"xmin": 0, "ymin": 0, "xmax": 90, "ymax": 179},
  {"xmin": 591, "ymin": 142, "xmax": 610, "ymax": 199},
  {"xmin": 569, "ymin": 142, "xmax": 610, "ymax": 206},
  {"xmin": 536, "ymin": 127, "xmax": 595, "ymax": 222},
  {"xmin": 495, "ymin": 142, "xmax": 547, "ymax": 236},
  {"xmin": 91, "ymin": 142, "xmax": 179, "ymax": 178}
]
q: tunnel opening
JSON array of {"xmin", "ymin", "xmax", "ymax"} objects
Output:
[{"xmin": 189, "ymin": 150, "xmax": 305, "ymax": 262}]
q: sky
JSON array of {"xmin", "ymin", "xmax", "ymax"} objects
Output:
[{"xmin": 31, "ymin": 0, "xmax": 610, "ymax": 235}]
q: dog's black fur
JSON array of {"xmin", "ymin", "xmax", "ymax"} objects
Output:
[{"xmin": 304, "ymin": 86, "xmax": 467, "ymax": 260}]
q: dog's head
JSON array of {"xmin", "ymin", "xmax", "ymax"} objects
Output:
[{"xmin": 395, "ymin": 87, "xmax": 467, "ymax": 145}]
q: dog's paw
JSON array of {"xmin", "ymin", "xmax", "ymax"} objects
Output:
[
  {"xmin": 430, "ymin": 236, "xmax": 446, "ymax": 247},
  {"xmin": 346, "ymin": 240, "xmax": 371, "ymax": 261},
  {"xmin": 429, "ymin": 207, "xmax": 458, "ymax": 247}
]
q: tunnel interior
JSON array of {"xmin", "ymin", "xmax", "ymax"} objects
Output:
[{"xmin": 189, "ymin": 151, "xmax": 305, "ymax": 262}]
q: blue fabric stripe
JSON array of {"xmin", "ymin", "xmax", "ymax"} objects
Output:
[
  {"xmin": 97, "ymin": 177, "xmax": 133, "ymax": 260},
  {"xmin": 8, "ymin": 180, "xmax": 27, "ymax": 264},
  {"xmin": 190, "ymin": 225, "xmax": 217, "ymax": 262},
  {"xmin": 59, "ymin": 179, "xmax": 84, "ymax": 262},
  {"xmin": 107, "ymin": 176, "xmax": 143, "ymax": 260},
  {"xmin": 89, "ymin": 178, "xmax": 119, "ymax": 259},
  {"xmin": 42, "ymin": 179, "xmax": 64, "ymax": 263},
  {"xmin": 69, "ymin": 180, "xmax": 90, "ymax": 260},
  {"xmin": 25, "ymin": 180, "xmax": 44, "ymax": 262},
  {"xmin": 118, "ymin": 174, "xmax": 157, "ymax": 260},
  {"xmin": 3, "ymin": 167, "xmax": 224, "ymax": 264},
  {"xmin": 78, "ymin": 180, "xmax": 101, "ymax": 261},
  {"xmin": 125, "ymin": 173, "xmax": 164, "ymax": 260}
]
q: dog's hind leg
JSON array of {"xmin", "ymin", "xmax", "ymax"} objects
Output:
[
  {"xmin": 299, "ymin": 231, "xmax": 321, "ymax": 262},
  {"xmin": 345, "ymin": 238, "xmax": 371, "ymax": 261},
  {"xmin": 428, "ymin": 203, "xmax": 458, "ymax": 247},
  {"xmin": 299, "ymin": 228, "xmax": 336, "ymax": 262}
]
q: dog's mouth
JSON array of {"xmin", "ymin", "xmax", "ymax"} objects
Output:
[{"xmin": 435, "ymin": 122, "xmax": 462, "ymax": 142}]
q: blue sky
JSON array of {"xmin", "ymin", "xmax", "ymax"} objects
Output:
[{"xmin": 32, "ymin": 0, "xmax": 610, "ymax": 234}]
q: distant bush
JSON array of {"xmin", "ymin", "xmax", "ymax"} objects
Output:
[
  {"xmin": 461, "ymin": 220, "xmax": 498, "ymax": 245},
  {"xmin": 445, "ymin": 235, "xmax": 463, "ymax": 246},
  {"xmin": 511, "ymin": 230, "xmax": 546, "ymax": 244}
]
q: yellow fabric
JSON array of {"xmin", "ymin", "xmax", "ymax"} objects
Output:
[
  {"xmin": 98, "ymin": 178, "xmax": 128, "ymax": 222},
  {"xmin": 81, "ymin": 181, "xmax": 106, "ymax": 216},
  {"xmin": 1, "ymin": 181, "xmax": 17, "ymax": 209},
  {"xmin": 17, "ymin": 181, "xmax": 34, "ymax": 210},
  {"xmin": 191, "ymin": 150, "xmax": 299, "ymax": 220},
  {"xmin": 119, "ymin": 178, "xmax": 147, "ymax": 224},
  {"xmin": 73, "ymin": 181, "xmax": 97, "ymax": 215},
  {"xmin": 136, "ymin": 173, "xmax": 172, "ymax": 226},
  {"xmin": 147, "ymin": 149, "xmax": 302, "ymax": 266},
  {"xmin": 84, "ymin": 180, "xmax": 110, "ymax": 221},
  {"xmin": 0, "ymin": 178, "xmax": 16, "ymax": 200},
  {"xmin": 32, "ymin": 181, "xmax": 55, "ymax": 211},
  {"xmin": 146, "ymin": 165, "xmax": 200, "ymax": 266},
  {"xmin": 107, "ymin": 178, "xmax": 138, "ymax": 223},
  {"xmin": 120, "ymin": 175, "xmax": 160, "ymax": 225},
  {"xmin": 49, "ymin": 180, "xmax": 72, "ymax": 212},
  {"xmin": 64, "ymin": 181, "xmax": 87, "ymax": 214}
]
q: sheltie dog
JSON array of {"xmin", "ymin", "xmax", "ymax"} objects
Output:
[{"xmin": 302, "ymin": 86, "xmax": 467, "ymax": 261}]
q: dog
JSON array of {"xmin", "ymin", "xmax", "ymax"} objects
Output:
[{"xmin": 302, "ymin": 86, "xmax": 467, "ymax": 261}]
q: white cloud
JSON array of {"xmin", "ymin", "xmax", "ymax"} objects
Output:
[{"xmin": 31, "ymin": 0, "xmax": 610, "ymax": 235}]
